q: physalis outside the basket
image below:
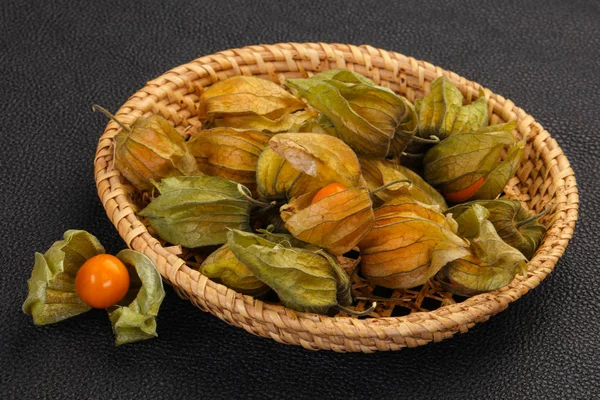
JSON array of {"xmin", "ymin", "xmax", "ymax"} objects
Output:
[{"xmin": 23, "ymin": 230, "xmax": 165, "ymax": 345}]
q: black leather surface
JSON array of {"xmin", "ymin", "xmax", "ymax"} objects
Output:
[{"xmin": 2, "ymin": 0, "xmax": 599, "ymax": 398}]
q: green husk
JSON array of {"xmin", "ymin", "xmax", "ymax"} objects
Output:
[
  {"xmin": 227, "ymin": 230, "xmax": 351, "ymax": 314},
  {"xmin": 285, "ymin": 70, "xmax": 415, "ymax": 158},
  {"xmin": 108, "ymin": 250, "xmax": 165, "ymax": 345},
  {"xmin": 23, "ymin": 230, "xmax": 104, "ymax": 325},
  {"xmin": 439, "ymin": 204, "xmax": 528, "ymax": 294},
  {"xmin": 138, "ymin": 176, "xmax": 252, "ymax": 247},
  {"xmin": 199, "ymin": 244, "xmax": 270, "ymax": 296},
  {"xmin": 446, "ymin": 199, "xmax": 547, "ymax": 259}
]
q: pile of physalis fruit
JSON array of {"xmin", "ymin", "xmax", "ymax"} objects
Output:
[{"xmin": 23, "ymin": 69, "xmax": 549, "ymax": 344}]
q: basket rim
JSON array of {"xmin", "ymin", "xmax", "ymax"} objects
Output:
[{"xmin": 93, "ymin": 42, "xmax": 579, "ymax": 352}]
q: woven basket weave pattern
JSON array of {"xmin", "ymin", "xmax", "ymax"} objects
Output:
[{"xmin": 94, "ymin": 43, "xmax": 578, "ymax": 352}]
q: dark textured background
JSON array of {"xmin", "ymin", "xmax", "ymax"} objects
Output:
[{"xmin": 1, "ymin": 0, "xmax": 599, "ymax": 398}]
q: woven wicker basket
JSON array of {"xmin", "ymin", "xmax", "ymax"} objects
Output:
[{"xmin": 94, "ymin": 43, "xmax": 578, "ymax": 352}]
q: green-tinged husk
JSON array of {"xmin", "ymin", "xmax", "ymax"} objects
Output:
[
  {"xmin": 359, "ymin": 158, "xmax": 447, "ymax": 210},
  {"xmin": 446, "ymin": 199, "xmax": 547, "ymax": 259},
  {"xmin": 199, "ymin": 244, "xmax": 270, "ymax": 296},
  {"xmin": 423, "ymin": 121, "xmax": 520, "ymax": 201},
  {"xmin": 138, "ymin": 176, "xmax": 252, "ymax": 247},
  {"xmin": 23, "ymin": 230, "xmax": 104, "ymax": 325},
  {"xmin": 23, "ymin": 231, "xmax": 165, "ymax": 345},
  {"xmin": 285, "ymin": 70, "xmax": 416, "ymax": 158},
  {"xmin": 359, "ymin": 199, "xmax": 470, "ymax": 289},
  {"xmin": 227, "ymin": 230, "xmax": 351, "ymax": 314},
  {"xmin": 438, "ymin": 204, "xmax": 528, "ymax": 295},
  {"xmin": 108, "ymin": 250, "xmax": 165, "ymax": 345}
]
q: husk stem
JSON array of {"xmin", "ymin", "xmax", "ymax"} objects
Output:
[
  {"xmin": 92, "ymin": 104, "xmax": 131, "ymax": 133},
  {"xmin": 336, "ymin": 302, "xmax": 377, "ymax": 317},
  {"xmin": 401, "ymin": 151, "xmax": 425, "ymax": 158},
  {"xmin": 515, "ymin": 206, "xmax": 551, "ymax": 228},
  {"xmin": 394, "ymin": 131, "xmax": 440, "ymax": 144},
  {"xmin": 237, "ymin": 184, "xmax": 277, "ymax": 209}
]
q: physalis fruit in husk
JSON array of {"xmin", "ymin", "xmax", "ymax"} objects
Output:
[
  {"xmin": 255, "ymin": 147, "xmax": 322, "ymax": 200},
  {"xmin": 437, "ymin": 204, "xmax": 528, "ymax": 296},
  {"xmin": 423, "ymin": 121, "xmax": 524, "ymax": 202},
  {"xmin": 281, "ymin": 186, "xmax": 374, "ymax": 255},
  {"xmin": 311, "ymin": 183, "xmax": 349, "ymax": 204},
  {"xmin": 285, "ymin": 69, "xmax": 416, "ymax": 158},
  {"xmin": 446, "ymin": 199, "xmax": 547, "ymax": 260},
  {"xmin": 401, "ymin": 77, "xmax": 490, "ymax": 167},
  {"xmin": 93, "ymin": 105, "xmax": 198, "ymax": 192},
  {"xmin": 359, "ymin": 198, "xmax": 470, "ymax": 289},
  {"xmin": 269, "ymin": 132, "xmax": 363, "ymax": 189},
  {"xmin": 198, "ymin": 75, "xmax": 306, "ymax": 121},
  {"xmin": 138, "ymin": 176, "xmax": 252, "ymax": 248},
  {"xmin": 359, "ymin": 158, "xmax": 447, "ymax": 210},
  {"xmin": 186, "ymin": 127, "xmax": 271, "ymax": 195},
  {"xmin": 23, "ymin": 230, "xmax": 165, "ymax": 345},
  {"xmin": 198, "ymin": 244, "xmax": 270, "ymax": 296},
  {"xmin": 227, "ymin": 230, "xmax": 352, "ymax": 314}
]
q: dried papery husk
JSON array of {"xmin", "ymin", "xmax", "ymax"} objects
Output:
[
  {"xmin": 213, "ymin": 109, "xmax": 319, "ymax": 133},
  {"xmin": 137, "ymin": 176, "xmax": 252, "ymax": 248},
  {"xmin": 437, "ymin": 204, "xmax": 528, "ymax": 294},
  {"xmin": 269, "ymin": 133, "xmax": 362, "ymax": 189},
  {"xmin": 280, "ymin": 187, "xmax": 374, "ymax": 255},
  {"xmin": 23, "ymin": 230, "xmax": 104, "ymax": 325},
  {"xmin": 285, "ymin": 70, "xmax": 415, "ymax": 158},
  {"xmin": 423, "ymin": 122, "xmax": 518, "ymax": 202},
  {"xmin": 446, "ymin": 199, "xmax": 547, "ymax": 259},
  {"xmin": 226, "ymin": 230, "xmax": 352, "ymax": 314},
  {"xmin": 386, "ymin": 108, "xmax": 418, "ymax": 158},
  {"xmin": 294, "ymin": 114, "xmax": 338, "ymax": 136},
  {"xmin": 359, "ymin": 204, "xmax": 469, "ymax": 289},
  {"xmin": 108, "ymin": 249, "xmax": 165, "ymax": 345},
  {"xmin": 417, "ymin": 76, "xmax": 464, "ymax": 140},
  {"xmin": 375, "ymin": 196, "xmax": 455, "ymax": 229},
  {"xmin": 359, "ymin": 158, "xmax": 447, "ymax": 210},
  {"xmin": 93, "ymin": 106, "xmax": 199, "ymax": 192},
  {"xmin": 255, "ymin": 147, "xmax": 322, "ymax": 200},
  {"xmin": 199, "ymin": 76, "xmax": 306, "ymax": 120},
  {"xmin": 187, "ymin": 127, "xmax": 270, "ymax": 195},
  {"xmin": 198, "ymin": 244, "xmax": 270, "ymax": 296}
]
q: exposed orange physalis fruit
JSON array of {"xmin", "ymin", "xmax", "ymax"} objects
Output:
[{"xmin": 75, "ymin": 254, "xmax": 130, "ymax": 309}]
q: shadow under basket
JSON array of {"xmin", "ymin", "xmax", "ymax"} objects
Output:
[{"xmin": 94, "ymin": 43, "xmax": 579, "ymax": 352}]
